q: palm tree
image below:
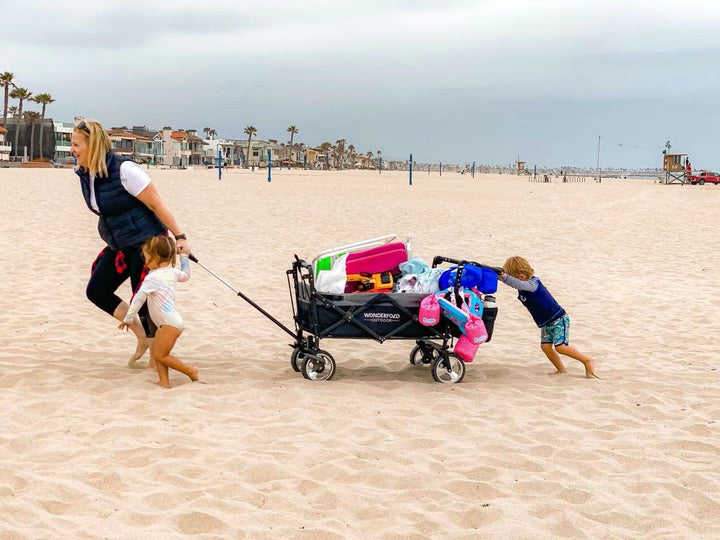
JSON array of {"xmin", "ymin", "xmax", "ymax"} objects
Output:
[
  {"xmin": 348, "ymin": 144, "xmax": 356, "ymax": 169},
  {"xmin": 366, "ymin": 151, "xmax": 373, "ymax": 169},
  {"xmin": 319, "ymin": 142, "xmax": 333, "ymax": 169},
  {"xmin": 9, "ymin": 87, "xmax": 32, "ymax": 159},
  {"xmin": 377, "ymin": 149, "xmax": 382, "ymax": 171},
  {"xmin": 24, "ymin": 110, "xmax": 41, "ymax": 160},
  {"xmin": 1, "ymin": 72, "xmax": 14, "ymax": 127},
  {"xmin": 243, "ymin": 125, "xmax": 257, "ymax": 168},
  {"xmin": 32, "ymin": 93, "xmax": 54, "ymax": 161},
  {"xmin": 202, "ymin": 127, "xmax": 211, "ymax": 139},
  {"xmin": 286, "ymin": 125, "xmax": 298, "ymax": 168},
  {"xmin": 335, "ymin": 139, "xmax": 346, "ymax": 170},
  {"xmin": 209, "ymin": 128, "xmax": 217, "ymax": 139}
]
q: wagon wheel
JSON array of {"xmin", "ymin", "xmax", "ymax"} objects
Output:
[
  {"xmin": 301, "ymin": 349, "xmax": 336, "ymax": 381},
  {"xmin": 409, "ymin": 343, "xmax": 440, "ymax": 365},
  {"xmin": 431, "ymin": 351, "xmax": 465, "ymax": 384},
  {"xmin": 290, "ymin": 347, "xmax": 306, "ymax": 373}
]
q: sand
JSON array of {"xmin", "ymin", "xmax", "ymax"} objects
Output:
[{"xmin": 1, "ymin": 167, "xmax": 719, "ymax": 538}]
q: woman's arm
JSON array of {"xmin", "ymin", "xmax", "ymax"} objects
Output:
[{"xmin": 135, "ymin": 183, "xmax": 191, "ymax": 254}]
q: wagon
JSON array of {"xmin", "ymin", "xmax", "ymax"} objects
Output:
[{"xmin": 285, "ymin": 255, "xmax": 499, "ymax": 384}]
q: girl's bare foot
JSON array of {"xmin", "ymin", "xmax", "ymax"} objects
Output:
[
  {"xmin": 154, "ymin": 380, "xmax": 171, "ymax": 389},
  {"xmin": 548, "ymin": 369, "xmax": 566, "ymax": 376},
  {"xmin": 188, "ymin": 366, "xmax": 200, "ymax": 382}
]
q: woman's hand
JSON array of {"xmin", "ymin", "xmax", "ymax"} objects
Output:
[{"xmin": 176, "ymin": 238, "xmax": 190, "ymax": 254}]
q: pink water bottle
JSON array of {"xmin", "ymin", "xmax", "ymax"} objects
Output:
[
  {"xmin": 419, "ymin": 294, "xmax": 440, "ymax": 326},
  {"xmin": 464, "ymin": 313, "xmax": 488, "ymax": 344},
  {"xmin": 454, "ymin": 334, "xmax": 480, "ymax": 362}
]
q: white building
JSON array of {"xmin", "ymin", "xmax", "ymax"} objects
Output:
[
  {"xmin": 0, "ymin": 126, "xmax": 11, "ymax": 161},
  {"xmin": 203, "ymin": 137, "xmax": 244, "ymax": 167},
  {"xmin": 54, "ymin": 121, "xmax": 74, "ymax": 164}
]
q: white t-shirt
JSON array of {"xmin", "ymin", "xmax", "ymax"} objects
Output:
[{"xmin": 89, "ymin": 161, "xmax": 152, "ymax": 212}]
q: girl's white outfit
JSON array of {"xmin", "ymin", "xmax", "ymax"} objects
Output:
[{"xmin": 124, "ymin": 255, "xmax": 190, "ymax": 332}]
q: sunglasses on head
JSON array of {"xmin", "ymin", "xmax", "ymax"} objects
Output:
[{"xmin": 76, "ymin": 120, "xmax": 90, "ymax": 134}]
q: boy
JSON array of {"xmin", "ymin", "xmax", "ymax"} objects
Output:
[{"xmin": 499, "ymin": 256, "xmax": 598, "ymax": 378}]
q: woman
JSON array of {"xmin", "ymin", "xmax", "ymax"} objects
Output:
[{"xmin": 70, "ymin": 119, "xmax": 191, "ymax": 367}]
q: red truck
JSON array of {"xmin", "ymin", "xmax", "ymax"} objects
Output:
[{"xmin": 687, "ymin": 171, "xmax": 720, "ymax": 185}]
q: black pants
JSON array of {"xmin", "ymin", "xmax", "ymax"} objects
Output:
[{"xmin": 86, "ymin": 245, "xmax": 157, "ymax": 338}]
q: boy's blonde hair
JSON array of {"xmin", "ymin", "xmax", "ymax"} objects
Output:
[
  {"xmin": 503, "ymin": 256, "xmax": 534, "ymax": 279},
  {"xmin": 74, "ymin": 119, "xmax": 111, "ymax": 178},
  {"xmin": 142, "ymin": 235, "xmax": 177, "ymax": 266}
]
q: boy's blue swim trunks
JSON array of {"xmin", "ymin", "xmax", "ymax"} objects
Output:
[{"xmin": 540, "ymin": 314, "xmax": 570, "ymax": 346}]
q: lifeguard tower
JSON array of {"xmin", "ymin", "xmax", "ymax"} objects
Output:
[
  {"xmin": 663, "ymin": 153, "xmax": 687, "ymax": 184},
  {"xmin": 516, "ymin": 160, "xmax": 526, "ymax": 175}
]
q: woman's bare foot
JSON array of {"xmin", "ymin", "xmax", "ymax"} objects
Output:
[
  {"xmin": 127, "ymin": 336, "xmax": 149, "ymax": 368},
  {"xmin": 548, "ymin": 369, "xmax": 566, "ymax": 375},
  {"xmin": 154, "ymin": 380, "xmax": 171, "ymax": 389},
  {"xmin": 188, "ymin": 366, "xmax": 200, "ymax": 382}
]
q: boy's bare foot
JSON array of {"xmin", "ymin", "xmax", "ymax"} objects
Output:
[
  {"xmin": 188, "ymin": 366, "xmax": 200, "ymax": 382},
  {"xmin": 583, "ymin": 358, "xmax": 599, "ymax": 379},
  {"xmin": 548, "ymin": 369, "xmax": 566, "ymax": 375},
  {"xmin": 154, "ymin": 380, "xmax": 171, "ymax": 389}
]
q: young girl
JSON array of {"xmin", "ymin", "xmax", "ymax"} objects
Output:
[
  {"xmin": 499, "ymin": 256, "xmax": 598, "ymax": 379},
  {"xmin": 120, "ymin": 235, "xmax": 198, "ymax": 388}
]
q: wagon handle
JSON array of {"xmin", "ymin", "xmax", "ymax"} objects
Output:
[
  {"xmin": 432, "ymin": 255, "xmax": 503, "ymax": 274},
  {"xmin": 188, "ymin": 253, "xmax": 298, "ymax": 339}
]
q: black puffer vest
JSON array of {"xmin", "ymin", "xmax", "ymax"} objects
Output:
[{"xmin": 76, "ymin": 152, "xmax": 166, "ymax": 251}]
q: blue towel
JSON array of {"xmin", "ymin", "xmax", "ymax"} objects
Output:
[{"xmin": 399, "ymin": 256, "xmax": 430, "ymax": 275}]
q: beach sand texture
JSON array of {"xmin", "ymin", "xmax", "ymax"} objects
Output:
[{"xmin": 1, "ymin": 168, "xmax": 719, "ymax": 538}]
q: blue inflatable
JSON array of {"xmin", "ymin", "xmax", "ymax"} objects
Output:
[
  {"xmin": 436, "ymin": 288, "xmax": 483, "ymax": 335},
  {"xmin": 439, "ymin": 264, "xmax": 498, "ymax": 294}
]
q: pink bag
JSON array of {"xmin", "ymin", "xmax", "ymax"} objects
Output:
[
  {"xmin": 345, "ymin": 242, "xmax": 408, "ymax": 275},
  {"xmin": 453, "ymin": 334, "xmax": 480, "ymax": 362},
  {"xmin": 419, "ymin": 294, "xmax": 440, "ymax": 326},
  {"xmin": 464, "ymin": 313, "xmax": 488, "ymax": 344}
]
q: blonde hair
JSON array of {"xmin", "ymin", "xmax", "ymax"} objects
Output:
[
  {"xmin": 142, "ymin": 235, "xmax": 177, "ymax": 266},
  {"xmin": 503, "ymin": 256, "xmax": 534, "ymax": 279},
  {"xmin": 74, "ymin": 119, "xmax": 111, "ymax": 178}
]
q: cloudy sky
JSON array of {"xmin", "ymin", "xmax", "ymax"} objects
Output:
[{"xmin": 4, "ymin": 0, "xmax": 719, "ymax": 168}]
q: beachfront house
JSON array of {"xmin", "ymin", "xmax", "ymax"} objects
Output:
[
  {"xmin": 159, "ymin": 128, "xmax": 206, "ymax": 167},
  {"xmin": 0, "ymin": 126, "xmax": 10, "ymax": 161},
  {"xmin": 203, "ymin": 137, "xmax": 244, "ymax": 167},
  {"xmin": 129, "ymin": 126, "xmax": 165, "ymax": 164},
  {"xmin": 53, "ymin": 122, "xmax": 74, "ymax": 164},
  {"xmin": 244, "ymin": 139, "xmax": 276, "ymax": 168},
  {"xmin": 108, "ymin": 128, "xmax": 156, "ymax": 163},
  {"xmin": 304, "ymin": 147, "xmax": 319, "ymax": 168},
  {"xmin": 185, "ymin": 130, "xmax": 206, "ymax": 166},
  {"xmin": 160, "ymin": 128, "xmax": 190, "ymax": 167},
  {"xmin": 276, "ymin": 143, "xmax": 306, "ymax": 168},
  {"xmin": 151, "ymin": 133, "xmax": 165, "ymax": 164}
]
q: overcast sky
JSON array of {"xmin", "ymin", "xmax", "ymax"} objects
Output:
[{"xmin": 4, "ymin": 0, "xmax": 720, "ymax": 168}]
